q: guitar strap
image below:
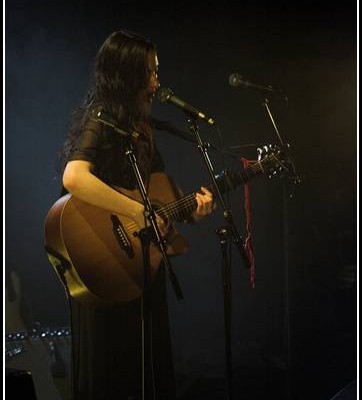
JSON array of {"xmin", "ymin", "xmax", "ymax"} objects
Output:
[{"xmin": 241, "ymin": 158, "xmax": 256, "ymax": 289}]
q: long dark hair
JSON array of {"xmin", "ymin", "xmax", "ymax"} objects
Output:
[{"xmin": 59, "ymin": 29, "xmax": 157, "ymax": 171}]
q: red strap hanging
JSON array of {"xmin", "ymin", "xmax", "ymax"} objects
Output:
[{"xmin": 241, "ymin": 158, "xmax": 256, "ymax": 289}]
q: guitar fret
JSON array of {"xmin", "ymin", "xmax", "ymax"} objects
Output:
[
  {"xmin": 163, "ymin": 204, "xmax": 175, "ymax": 221},
  {"xmin": 159, "ymin": 194, "xmax": 197, "ymax": 223}
]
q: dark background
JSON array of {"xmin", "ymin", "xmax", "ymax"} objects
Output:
[{"xmin": 5, "ymin": 1, "xmax": 357, "ymax": 399}]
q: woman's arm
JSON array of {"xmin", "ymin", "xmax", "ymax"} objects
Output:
[{"xmin": 63, "ymin": 160, "xmax": 147, "ymax": 228}]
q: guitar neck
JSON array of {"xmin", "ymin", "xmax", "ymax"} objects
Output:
[{"xmin": 157, "ymin": 157, "xmax": 274, "ymax": 223}]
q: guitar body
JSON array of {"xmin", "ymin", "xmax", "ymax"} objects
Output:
[{"xmin": 44, "ymin": 172, "xmax": 188, "ymax": 305}]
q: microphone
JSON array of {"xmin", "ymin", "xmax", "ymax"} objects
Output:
[
  {"xmin": 157, "ymin": 87, "xmax": 216, "ymax": 126},
  {"xmin": 90, "ymin": 107, "xmax": 140, "ymax": 139},
  {"xmin": 229, "ymin": 73, "xmax": 285, "ymax": 96}
]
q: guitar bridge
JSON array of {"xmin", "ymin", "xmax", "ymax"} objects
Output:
[{"xmin": 111, "ymin": 215, "xmax": 135, "ymax": 259}]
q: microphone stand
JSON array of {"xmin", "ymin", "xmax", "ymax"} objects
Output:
[
  {"xmin": 260, "ymin": 97, "xmax": 300, "ymax": 399},
  {"xmin": 185, "ymin": 114, "xmax": 251, "ymax": 400},
  {"xmin": 124, "ymin": 139, "xmax": 184, "ymax": 400}
]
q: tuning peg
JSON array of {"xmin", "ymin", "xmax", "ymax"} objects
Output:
[{"xmin": 257, "ymin": 147, "xmax": 263, "ymax": 161}]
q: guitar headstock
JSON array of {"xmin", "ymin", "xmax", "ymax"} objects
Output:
[
  {"xmin": 256, "ymin": 144, "xmax": 290, "ymax": 178},
  {"xmin": 214, "ymin": 143, "xmax": 300, "ymax": 195}
]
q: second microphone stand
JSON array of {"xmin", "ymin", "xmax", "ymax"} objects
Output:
[
  {"xmin": 260, "ymin": 97, "xmax": 300, "ymax": 400},
  {"xmin": 186, "ymin": 115, "xmax": 251, "ymax": 400}
]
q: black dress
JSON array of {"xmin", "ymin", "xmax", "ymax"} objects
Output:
[{"xmin": 66, "ymin": 118, "xmax": 176, "ymax": 400}]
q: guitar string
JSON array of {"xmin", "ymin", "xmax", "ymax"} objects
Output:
[
  {"xmin": 124, "ymin": 197, "xmax": 195, "ymax": 231},
  {"xmin": 160, "ymin": 195, "xmax": 197, "ymax": 220}
]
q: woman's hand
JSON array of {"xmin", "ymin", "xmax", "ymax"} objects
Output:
[{"xmin": 191, "ymin": 186, "xmax": 215, "ymax": 223}]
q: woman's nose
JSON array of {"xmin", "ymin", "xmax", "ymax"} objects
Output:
[{"xmin": 153, "ymin": 76, "xmax": 160, "ymax": 90}]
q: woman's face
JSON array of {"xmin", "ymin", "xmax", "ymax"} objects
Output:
[{"xmin": 146, "ymin": 52, "xmax": 160, "ymax": 103}]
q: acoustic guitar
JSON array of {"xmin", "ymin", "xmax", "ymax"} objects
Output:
[{"xmin": 44, "ymin": 146, "xmax": 285, "ymax": 304}]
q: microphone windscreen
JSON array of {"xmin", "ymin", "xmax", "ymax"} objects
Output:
[
  {"xmin": 157, "ymin": 87, "xmax": 173, "ymax": 102},
  {"xmin": 228, "ymin": 73, "xmax": 242, "ymax": 87}
]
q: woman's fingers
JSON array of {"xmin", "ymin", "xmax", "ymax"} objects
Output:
[{"xmin": 195, "ymin": 186, "xmax": 214, "ymax": 216}]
